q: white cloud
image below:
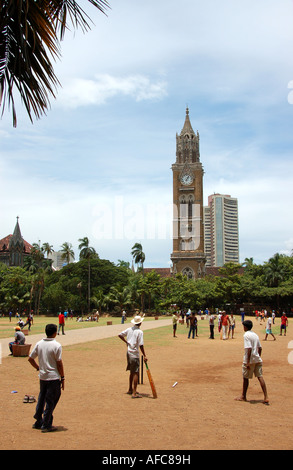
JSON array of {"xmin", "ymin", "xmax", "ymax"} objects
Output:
[{"xmin": 57, "ymin": 74, "xmax": 168, "ymax": 108}]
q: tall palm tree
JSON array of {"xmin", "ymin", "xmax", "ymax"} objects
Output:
[
  {"xmin": 131, "ymin": 243, "xmax": 146, "ymax": 311},
  {"xmin": 78, "ymin": 237, "xmax": 98, "ymax": 313},
  {"xmin": 131, "ymin": 243, "xmax": 145, "ymax": 276},
  {"xmin": 60, "ymin": 242, "xmax": 75, "ymax": 265},
  {"xmin": 264, "ymin": 253, "xmax": 286, "ymax": 288},
  {"xmin": 30, "ymin": 242, "xmax": 44, "ymax": 264},
  {"xmin": 42, "ymin": 242, "xmax": 54, "ymax": 259},
  {"xmin": 0, "ymin": 0, "xmax": 110, "ymax": 127}
]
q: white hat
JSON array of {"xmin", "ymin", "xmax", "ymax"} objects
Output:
[{"xmin": 131, "ymin": 314, "xmax": 145, "ymax": 325}]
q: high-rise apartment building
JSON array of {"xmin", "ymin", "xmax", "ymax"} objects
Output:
[{"xmin": 204, "ymin": 194, "xmax": 239, "ymax": 267}]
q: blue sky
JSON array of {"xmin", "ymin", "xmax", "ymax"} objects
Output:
[{"xmin": 1, "ymin": 0, "xmax": 293, "ymax": 268}]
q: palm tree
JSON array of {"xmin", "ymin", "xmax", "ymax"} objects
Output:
[
  {"xmin": 78, "ymin": 237, "xmax": 98, "ymax": 313},
  {"xmin": 42, "ymin": 242, "xmax": 54, "ymax": 259},
  {"xmin": 131, "ymin": 243, "xmax": 146, "ymax": 311},
  {"xmin": 60, "ymin": 242, "xmax": 75, "ymax": 265},
  {"xmin": 23, "ymin": 256, "xmax": 39, "ymax": 274},
  {"xmin": 107, "ymin": 286, "xmax": 132, "ymax": 313},
  {"xmin": 30, "ymin": 243, "xmax": 44, "ymax": 264},
  {"xmin": 131, "ymin": 243, "xmax": 145, "ymax": 276},
  {"xmin": 264, "ymin": 253, "xmax": 286, "ymax": 288},
  {"xmin": 0, "ymin": 0, "xmax": 109, "ymax": 127}
]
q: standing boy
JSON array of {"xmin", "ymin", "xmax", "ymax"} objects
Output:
[
  {"xmin": 209, "ymin": 313, "xmax": 215, "ymax": 339},
  {"xmin": 264, "ymin": 315, "xmax": 276, "ymax": 341},
  {"xmin": 221, "ymin": 311, "xmax": 230, "ymax": 340},
  {"xmin": 118, "ymin": 315, "xmax": 147, "ymax": 398},
  {"xmin": 235, "ymin": 320, "xmax": 269, "ymax": 405},
  {"xmin": 28, "ymin": 324, "xmax": 65, "ymax": 432},
  {"xmin": 58, "ymin": 311, "xmax": 65, "ymax": 335},
  {"xmin": 172, "ymin": 311, "xmax": 179, "ymax": 337},
  {"xmin": 280, "ymin": 312, "xmax": 288, "ymax": 336}
]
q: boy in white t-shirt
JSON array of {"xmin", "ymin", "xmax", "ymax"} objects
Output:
[
  {"xmin": 235, "ymin": 320, "xmax": 269, "ymax": 405},
  {"xmin": 28, "ymin": 324, "xmax": 65, "ymax": 432}
]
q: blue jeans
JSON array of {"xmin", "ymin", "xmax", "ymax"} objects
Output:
[
  {"xmin": 34, "ymin": 380, "xmax": 61, "ymax": 429},
  {"xmin": 188, "ymin": 326, "xmax": 196, "ymax": 339}
]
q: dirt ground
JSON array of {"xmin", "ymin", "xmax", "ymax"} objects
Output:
[{"xmin": 1, "ymin": 317, "xmax": 293, "ymax": 451}]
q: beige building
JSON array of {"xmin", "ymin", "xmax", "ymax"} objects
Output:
[{"xmin": 204, "ymin": 193, "xmax": 239, "ymax": 267}]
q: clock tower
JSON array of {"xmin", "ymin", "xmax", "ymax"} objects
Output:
[{"xmin": 170, "ymin": 108, "xmax": 206, "ymax": 279}]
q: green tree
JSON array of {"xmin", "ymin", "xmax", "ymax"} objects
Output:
[
  {"xmin": 60, "ymin": 242, "xmax": 75, "ymax": 265},
  {"xmin": 78, "ymin": 237, "xmax": 98, "ymax": 313},
  {"xmin": 107, "ymin": 286, "xmax": 132, "ymax": 313},
  {"xmin": 131, "ymin": 243, "xmax": 145, "ymax": 275},
  {"xmin": 42, "ymin": 242, "xmax": 54, "ymax": 259}
]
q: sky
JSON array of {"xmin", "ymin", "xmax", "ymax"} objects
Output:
[{"xmin": 1, "ymin": 0, "xmax": 293, "ymax": 268}]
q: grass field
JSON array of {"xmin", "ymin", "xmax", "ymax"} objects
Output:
[
  {"xmin": 0, "ymin": 314, "xmax": 170, "ymax": 339},
  {"xmin": 0, "ymin": 313, "xmax": 280, "ymax": 341}
]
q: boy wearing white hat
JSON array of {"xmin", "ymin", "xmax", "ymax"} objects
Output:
[{"xmin": 118, "ymin": 315, "xmax": 148, "ymax": 398}]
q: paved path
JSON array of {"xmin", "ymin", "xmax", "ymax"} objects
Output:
[{"xmin": 0, "ymin": 319, "xmax": 170, "ymax": 359}]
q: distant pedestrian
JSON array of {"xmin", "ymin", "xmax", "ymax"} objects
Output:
[
  {"xmin": 58, "ymin": 312, "xmax": 65, "ymax": 335},
  {"xmin": 272, "ymin": 310, "xmax": 276, "ymax": 324},
  {"xmin": 209, "ymin": 313, "xmax": 215, "ymax": 339},
  {"xmin": 22, "ymin": 312, "xmax": 33, "ymax": 331},
  {"xmin": 280, "ymin": 312, "xmax": 288, "ymax": 336},
  {"xmin": 218, "ymin": 311, "xmax": 222, "ymax": 333},
  {"xmin": 186, "ymin": 308, "xmax": 191, "ymax": 328},
  {"xmin": 228, "ymin": 313, "xmax": 236, "ymax": 339},
  {"xmin": 264, "ymin": 316, "xmax": 276, "ymax": 341},
  {"xmin": 188, "ymin": 312, "xmax": 197, "ymax": 339},
  {"xmin": 172, "ymin": 312, "xmax": 179, "ymax": 337},
  {"xmin": 235, "ymin": 320, "xmax": 269, "ymax": 405},
  {"xmin": 221, "ymin": 311, "xmax": 230, "ymax": 340}
]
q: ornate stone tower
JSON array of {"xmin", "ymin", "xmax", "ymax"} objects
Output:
[
  {"xmin": 170, "ymin": 108, "xmax": 206, "ymax": 279},
  {"xmin": 9, "ymin": 217, "xmax": 25, "ymax": 267}
]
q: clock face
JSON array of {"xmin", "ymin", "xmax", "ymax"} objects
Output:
[{"xmin": 180, "ymin": 173, "xmax": 193, "ymax": 186}]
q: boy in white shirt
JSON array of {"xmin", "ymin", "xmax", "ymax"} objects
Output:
[
  {"xmin": 28, "ymin": 324, "xmax": 65, "ymax": 432},
  {"xmin": 264, "ymin": 315, "xmax": 276, "ymax": 341},
  {"xmin": 235, "ymin": 320, "xmax": 269, "ymax": 405}
]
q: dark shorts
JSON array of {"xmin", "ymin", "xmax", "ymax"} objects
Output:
[{"xmin": 126, "ymin": 353, "xmax": 140, "ymax": 373}]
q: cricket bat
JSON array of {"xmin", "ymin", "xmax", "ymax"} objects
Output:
[{"xmin": 145, "ymin": 362, "xmax": 157, "ymax": 399}]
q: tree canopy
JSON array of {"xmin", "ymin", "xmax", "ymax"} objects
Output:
[{"xmin": 1, "ymin": 250, "xmax": 293, "ymax": 316}]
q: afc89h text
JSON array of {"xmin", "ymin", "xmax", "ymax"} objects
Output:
[
  {"xmin": 145, "ymin": 455, "xmax": 191, "ymax": 465},
  {"xmin": 101, "ymin": 454, "xmax": 191, "ymax": 467}
]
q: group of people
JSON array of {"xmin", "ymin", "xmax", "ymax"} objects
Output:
[
  {"xmin": 6, "ymin": 305, "xmax": 290, "ymax": 432},
  {"xmin": 172, "ymin": 309, "xmax": 237, "ymax": 340}
]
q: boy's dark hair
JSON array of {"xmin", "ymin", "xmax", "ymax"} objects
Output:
[
  {"xmin": 45, "ymin": 323, "xmax": 57, "ymax": 337},
  {"xmin": 242, "ymin": 320, "xmax": 253, "ymax": 330}
]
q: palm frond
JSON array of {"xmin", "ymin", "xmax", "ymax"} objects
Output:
[{"xmin": 0, "ymin": 0, "xmax": 110, "ymax": 127}]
